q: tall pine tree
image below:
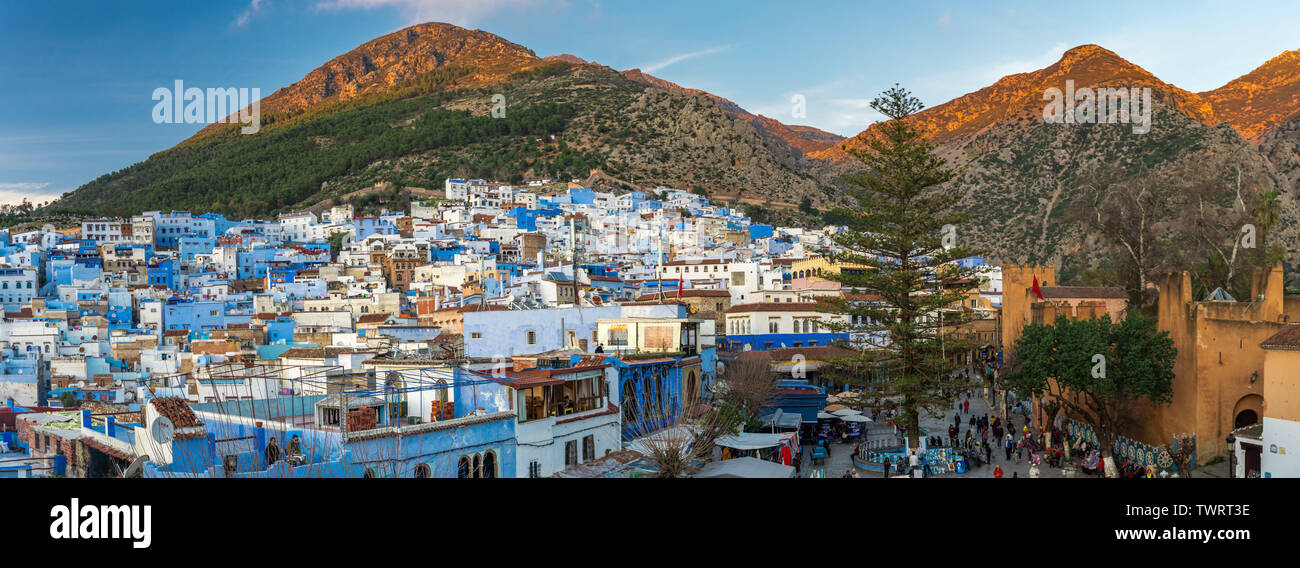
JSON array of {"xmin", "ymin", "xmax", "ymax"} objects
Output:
[{"xmin": 821, "ymin": 85, "xmax": 986, "ymax": 450}]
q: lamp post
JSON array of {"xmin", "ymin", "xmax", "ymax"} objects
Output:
[{"xmin": 1225, "ymin": 434, "xmax": 1236, "ymax": 479}]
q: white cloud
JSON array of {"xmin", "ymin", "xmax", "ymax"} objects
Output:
[
  {"xmin": 0, "ymin": 183, "xmax": 62, "ymax": 207},
  {"xmin": 315, "ymin": 0, "xmax": 542, "ymax": 26},
  {"xmin": 235, "ymin": 0, "xmax": 266, "ymax": 28},
  {"xmin": 640, "ymin": 45, "xmax": 735, "ymax": 74}
]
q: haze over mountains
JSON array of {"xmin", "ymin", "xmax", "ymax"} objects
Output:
[{"xmin": 51, "ymin": 22, "xmax": 1300, "ymax": 267}]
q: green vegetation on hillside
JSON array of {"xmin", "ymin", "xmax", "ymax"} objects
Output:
[{"xmin": 49, "ymin": 92, "xmax": 578, "ymax": 219}]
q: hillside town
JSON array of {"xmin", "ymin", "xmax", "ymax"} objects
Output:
[{"xmin": 1, "ymin": 177, "xmax": 1294, "ymax": 479}]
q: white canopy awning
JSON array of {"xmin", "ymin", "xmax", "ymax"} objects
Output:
[
  {"xmin": 694, "ymin": 457, "xmax": 796, "ymax": 479},
  {"xmin": 716, "ymin": 432, "xmax": 789, "ymax": 451}
]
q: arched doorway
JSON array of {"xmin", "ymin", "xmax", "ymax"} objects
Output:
[{"xmin": 1232, "ymin": 394, "xmax": 1264, "ymax": 429}]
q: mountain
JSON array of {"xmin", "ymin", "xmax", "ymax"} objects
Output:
[
  {"xmin": 811, "ymin": 45, "xmax": 1217, "ymax": 160},
  {"xmin": 53, "ymin": 22, "xmax": 843, "ymax": 220},
  {"xmin": 813, "ymin": 44, "xmax": 1299, "ymax": 270},
  {"xmin": 44, "ymin": 27, "xmax": 1300, "ymax": 267},
  {"xmin": 616, "ymin": 69, "xmax": 843, "ymax": 154},
  {"xmin": 1201, "ymin": 49, "xmax": 1300, "ymax": 141}
]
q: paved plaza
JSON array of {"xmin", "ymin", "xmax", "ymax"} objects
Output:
[{"xmin": 802, "ymin": 386, "xmax": 1072, "ymax": 479}]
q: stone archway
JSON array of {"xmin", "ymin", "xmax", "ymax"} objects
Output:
[{"xmin": 1232, "ymin": 394, "xmax": 1264, "ymax": 429}]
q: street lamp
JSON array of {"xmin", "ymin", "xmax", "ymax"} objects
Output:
[{"xmin": 1225, "ymin": 434, "xmax": 1236, "ymax": 479}]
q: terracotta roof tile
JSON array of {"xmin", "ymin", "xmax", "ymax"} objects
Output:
[{"xmin": 1262, "ymin": 324, "xmax": 1300, "ymax": 349}]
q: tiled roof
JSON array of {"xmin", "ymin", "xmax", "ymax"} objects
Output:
[
  {"xmin": 1261, "ymin": 324, "xmax": 1300, "ymax": 349},
  {"xmin": 149, "ymin": 397, "xmax": 205, "ymax": 437},
  {"xmin": 280, "ymin": 347, "xmax": 371, "ymax": 359},
  {"xmin": 503, "ymin": 365, "xmax": 609, "ymax": 389},
  {"xmin": 636, "ymin": 289, "xmax": 730, "ymax": 300},
  {"xmin": 356, "ymin": 313, "xmax": 393, "ymax": 324}
]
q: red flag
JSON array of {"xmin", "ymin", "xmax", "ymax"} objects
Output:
[
  {"xmin": 1031, "ymin": 275, "xmax": 1044, "ymax": 300},
  {"xmin": 678, "ymin": 276, "xmax": 684, "ymax": 298}
]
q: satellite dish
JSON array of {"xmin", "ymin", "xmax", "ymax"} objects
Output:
[
  {"xmin": 122, "ymin": 455, "xmax": 151, "ymax": 478},
  {"xmin": 151, "ymin": 416, "xmax": 175, "ymax": 444}
]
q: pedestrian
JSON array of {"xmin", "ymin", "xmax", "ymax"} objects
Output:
[
  {"xmin": 994, "ymin": 465, "xmax": 1003, "ymax": 478},
  {"xmin": 1004, "ymin": 434, "xmax": 1013, "ymax": 461},
  {"xmin": 963, "ymin": 399, "xmax": 969, "ymax": 414},
  {"xmin": 1016, "ymin": 440, "xmax": 1024, "ymax": 464},
  {"xmin": 264, "ymin": 436, "xmax": 281, "ymax": 466}
]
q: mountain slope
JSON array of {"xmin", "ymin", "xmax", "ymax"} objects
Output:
[
  {"xmin": 52, "ymin": 22, "xmax": 842, "ymax": 219},
  {"xmin": 1201, "ymin": 49, "xmax": 1300, "ymax": 141},
  {"xmin": 51, "ymin": 23, "xmax": 841, "ymax": 218},
  {"xmin": 812, "ymin": 45, "xmax": 1216, "ymax": 160},
  {"xmin": 813, "ymin": 44, "xmax": 1298, "ymax": 269}
]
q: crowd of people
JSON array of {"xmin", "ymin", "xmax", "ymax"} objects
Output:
[{"xmin": 831, "ymin": 363, "xmax": 1175, "ymax": 479}]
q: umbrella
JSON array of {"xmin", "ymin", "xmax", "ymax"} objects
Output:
[
  {"xmin": 841, "ymin": 414, "xmax": 872, "ymax": 423},
  {"xmin": 816, "ymin": 411, "xmax": 836, "ymax": 420},
  {"xmin": 824, "ymin": 404, "xmax": 848, "ymax": 412},
  {"xmin": 832, "ymin": 408, "xmax": 862, "ymax": 417}
]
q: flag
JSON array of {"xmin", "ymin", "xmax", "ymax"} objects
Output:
[
  {"xmin": 1031, "ymin": 275, "xmax": 1044, "ymax": 300},
  {"xmin": 677, "ymin": 276, "xmax": 683, "ymax": 298}
]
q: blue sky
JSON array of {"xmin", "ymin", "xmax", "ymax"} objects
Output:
[{"xmin": 2, "ymin": 0, "xmax": 1297, "ymax": 205}]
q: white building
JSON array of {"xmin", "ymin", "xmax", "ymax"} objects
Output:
[
  {"xmin": 508, "ymin": 364, "xmax": 621, "ymax": 478},
  {"xmin": 0, "ymin": 267, "xmax": 38, "ymax": 306}
]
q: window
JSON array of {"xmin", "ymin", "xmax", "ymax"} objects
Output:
[
  {"xmin": 457, "ymin": 457, "xmax": 470, "ymax": 478},
  {"xmin": 470, "ymin": 332, "xmax": 482, "ymax": 339},
  {"xmin": 526, "ymin": 330, "xmax": 537, "ymax": 345},
  {"xmin": 482, "ymin": 451, "xmax": 497, "ymax": 479},
  {"xmin": 565, "ymin": 440, "xmax": 578, "ymax": 466},
  {"xmin": 414, "ymin": 463, "xmax": 431, "ymax": 478},
  {"xmin": 582, "ymin": 435, "xmax": 595, "ymax": 462},
  {"xmin": 607, "ymin": 325, "xmax": 628, "ymax": 346}
]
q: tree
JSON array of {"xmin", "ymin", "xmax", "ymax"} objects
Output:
[
  {"xmin": 1076, "ymin": 164, "xmax": 1178, "ymax": 306},
  {"xmin": 799, "ymin": 196, "xmax": 814, "ymax": 214},
  {"xmin": 819, "ymin": 85, "xmax": 985, "ymax": 450},
  {"xmin": 1005, "ymin": 311, "xmax": 1176, "ymax": 477},
  {"xmin": 631, "ymin": 360, "xmax": 773, "ymax": 478},
  {"xmin": 1180, "ymin": 159, "xmax": 1283, "ymax": 301}
]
